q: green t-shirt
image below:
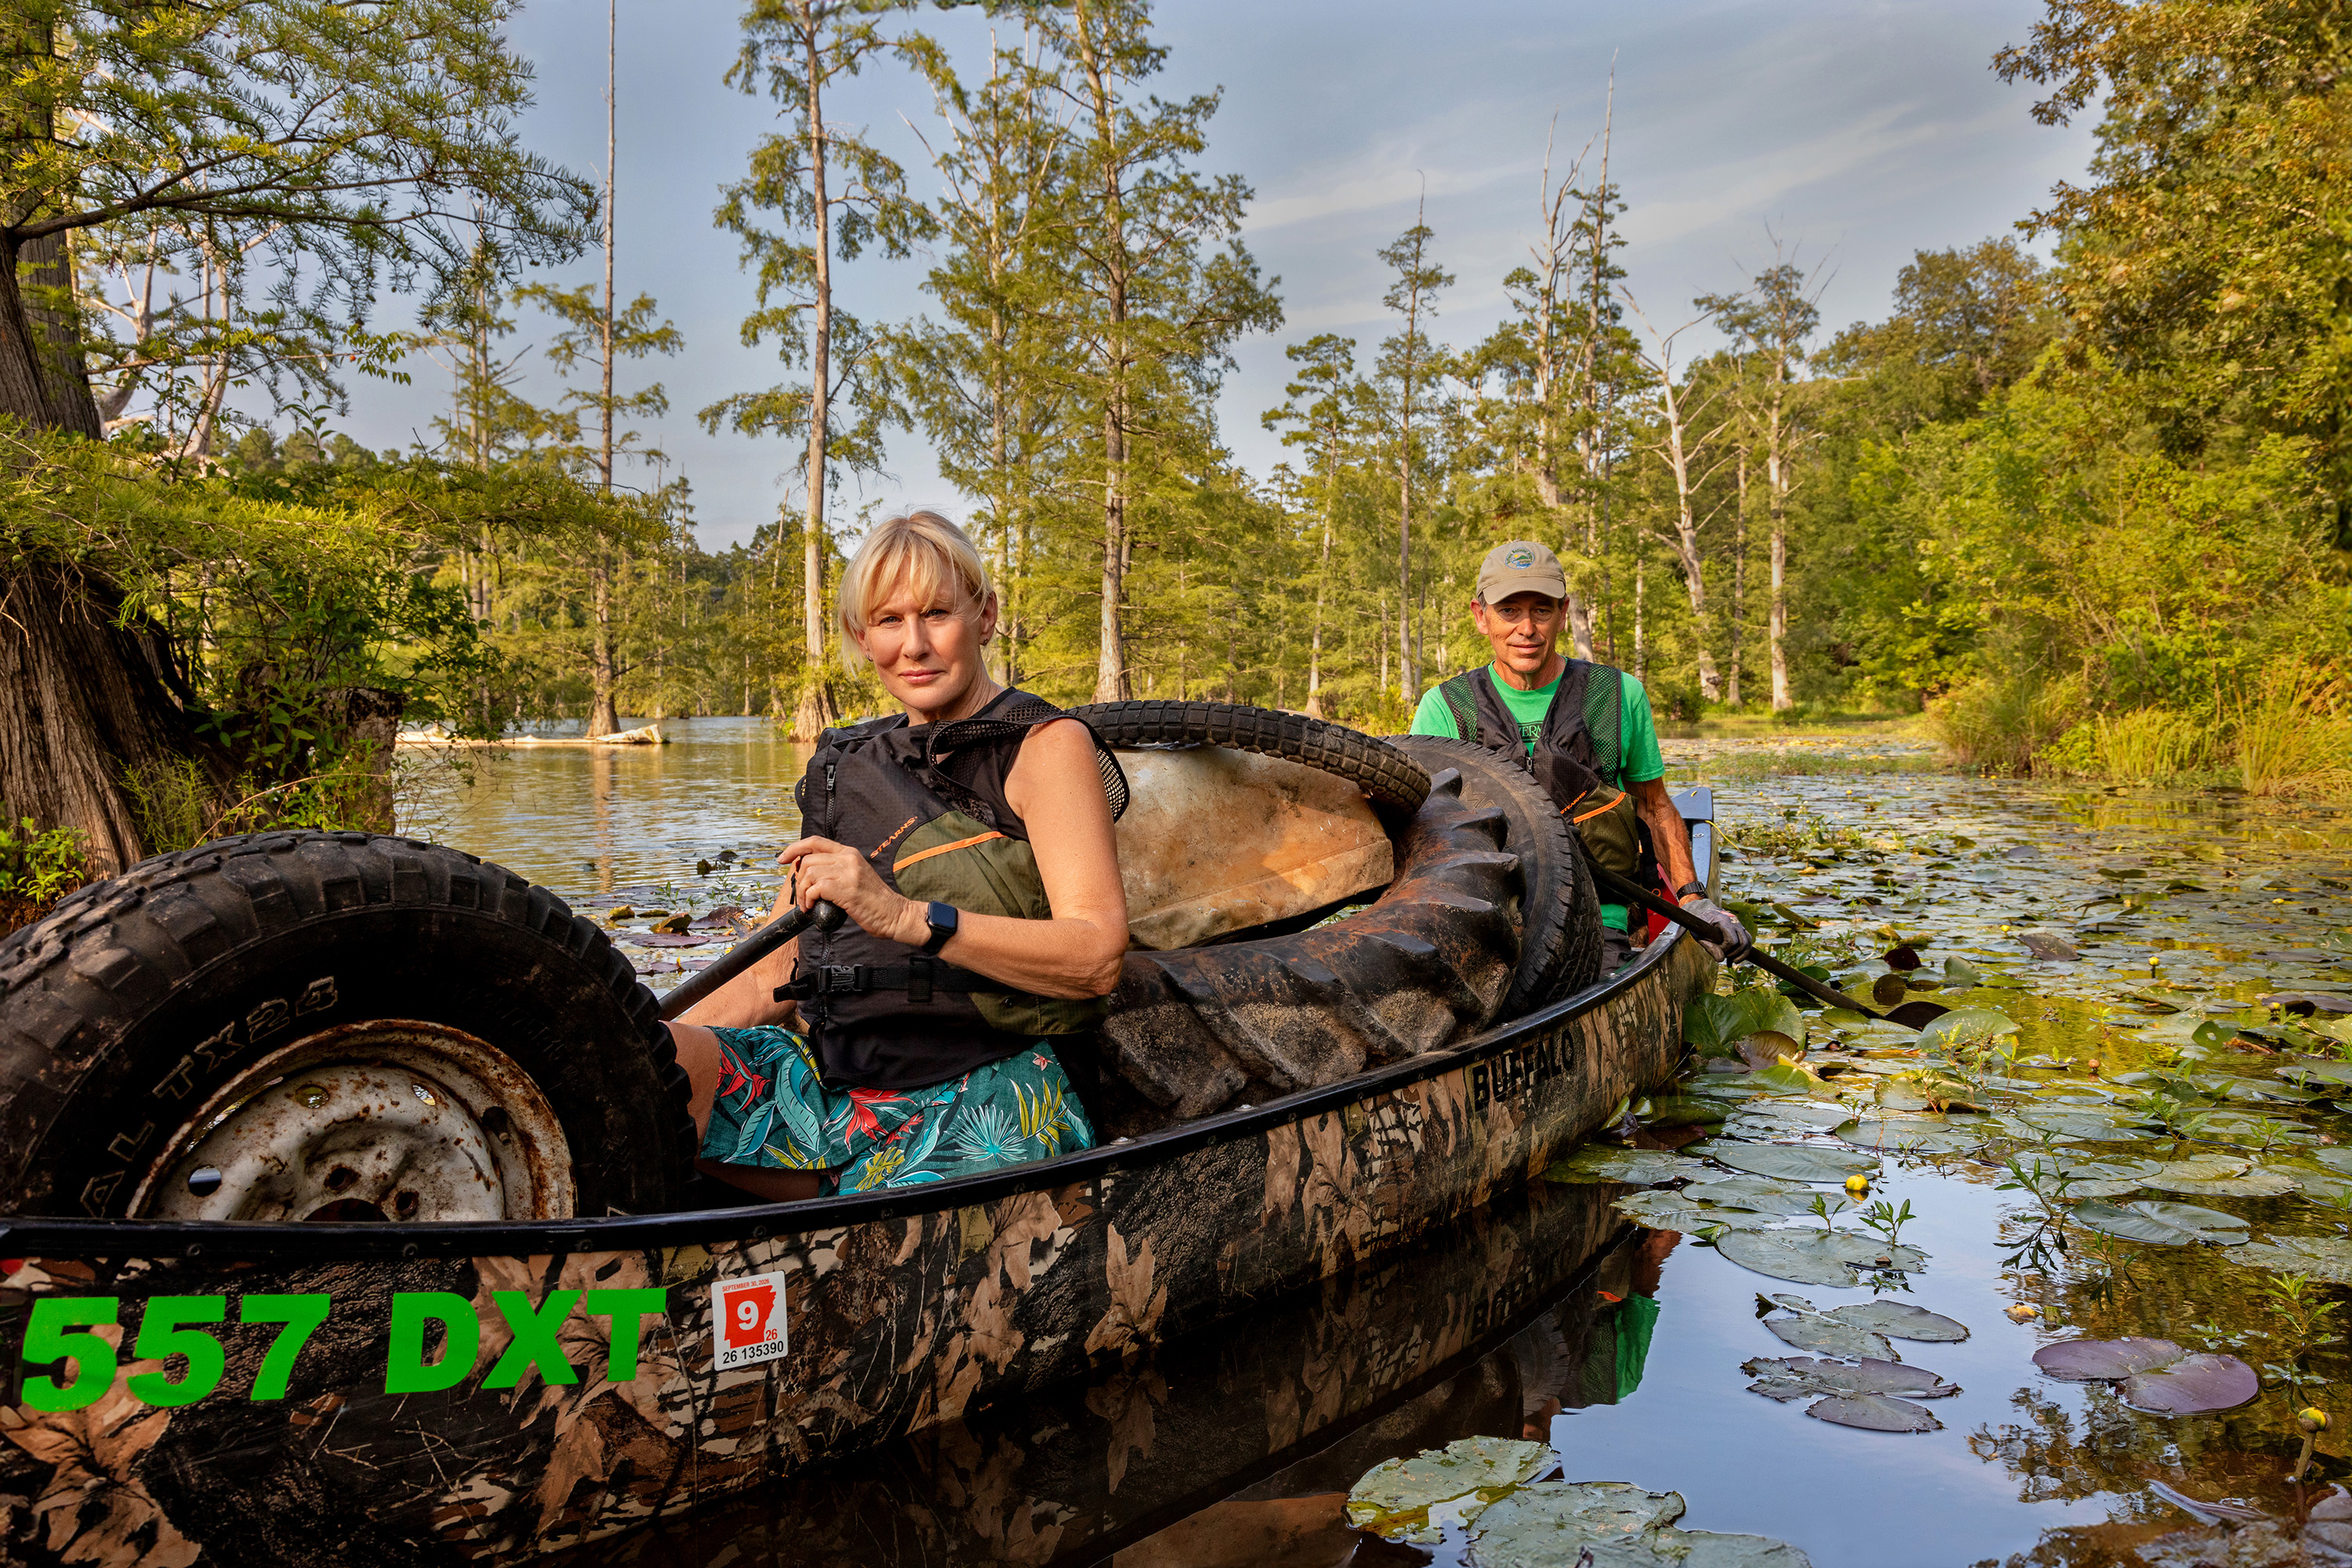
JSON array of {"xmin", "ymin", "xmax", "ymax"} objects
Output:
[{"xmin": 1409, "ymin": 665, "xmax": 1664, "ymax": 932}]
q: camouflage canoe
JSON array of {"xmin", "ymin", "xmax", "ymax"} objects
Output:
[
  {"xmin": 0, "ymin": 796, "xmax": 1715, "ymax": 1566},
  {"xmin": 581, "ymin": 1167, "xmax": 1639, "ymax": 1567}
]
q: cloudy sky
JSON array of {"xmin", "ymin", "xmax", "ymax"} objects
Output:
[{"xmin": 335, "ymin": 0, "xmax": 2096, "ymax": 550}]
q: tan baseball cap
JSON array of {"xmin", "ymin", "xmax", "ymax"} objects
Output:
[{"xmin": 1477, "ymin": 539, "xmax": 1567, "ymax": 603}]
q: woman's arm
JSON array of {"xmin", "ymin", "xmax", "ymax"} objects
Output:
[{"xmin": 779, "ymin": 717, "xmax": 1129, "ymax": 999}]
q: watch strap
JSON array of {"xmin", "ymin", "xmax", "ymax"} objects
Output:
[{"xmin": 1675, "ymin": 880, "xmax": 1706, "ymax": 901}]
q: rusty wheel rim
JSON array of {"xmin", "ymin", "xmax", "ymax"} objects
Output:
[{"xmin": 127, "ymin": 1019, "xmax": 576, "ymax": 1222}]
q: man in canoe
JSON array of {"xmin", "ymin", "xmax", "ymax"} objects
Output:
[
  {"xmin": 668, "ymin": 512, "xmax": 1129, "ymax": 1200},
  {"xmin": 1410, "ymin": 539, "xmax": 1749, "ymax": 975}
]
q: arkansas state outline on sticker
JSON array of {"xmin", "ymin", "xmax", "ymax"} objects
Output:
[{"xmin": 710, "ymin": 1271, "xmax": 789, "ymax": 1370}]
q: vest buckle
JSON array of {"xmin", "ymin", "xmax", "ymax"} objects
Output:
[{"xmin": 821, "ymin": 964, "xmax": 864, "ymax": 994}]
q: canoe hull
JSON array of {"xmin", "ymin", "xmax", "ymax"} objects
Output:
[{"xmin": 0, "ymin": 850, "xmax": 1714, "ymax": 1566}]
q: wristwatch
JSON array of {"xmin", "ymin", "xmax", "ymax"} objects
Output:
[
  {"xmin": 920, "ymin": 901, "xmax": 959, "ymax": 954},
  {"xmin": 1675, "ymin": 880, "xmax": 1706, "ymax": 901}
]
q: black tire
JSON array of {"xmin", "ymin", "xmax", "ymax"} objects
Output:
[
  {"xmin": 1098, "ymin": 770, "xmax": 1523, "ymax": 1123},
  {"xmin": 1388, "ymin": 736, "xmax": 1602, "ymax": 1011},
  {"xmin": 1071, "ymin": 700, "xmax": 1431, "ymax": 811},
  {"xmin": 0, "ymin": 829, "xmax": 692, "ymax": 1219}
]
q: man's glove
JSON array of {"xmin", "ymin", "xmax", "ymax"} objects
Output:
[{"xmin": 1680, "ymin": 896, "xmax": 1752, "ymax": 964}]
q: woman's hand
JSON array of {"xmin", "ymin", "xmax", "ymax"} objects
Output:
[{"xmin": 777, "ymin": 837, "xmax": 923, "ymax": 944}]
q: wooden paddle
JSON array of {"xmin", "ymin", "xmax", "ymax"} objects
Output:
[
  {"xmin": 658, "ymin": 899, "xmax": 845, "ymax": 1023},
  {"xmin": 1582, "ymin": 855, "xmax": 1951, "ymax": 1031}
]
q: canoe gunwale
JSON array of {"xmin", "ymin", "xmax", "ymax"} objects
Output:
[{"xmin": 0, "ymin": 796, "xmax": 1715, "ymax": 1265}]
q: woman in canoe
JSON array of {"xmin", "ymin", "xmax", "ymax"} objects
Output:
[{"xmin": 668, "ymin": 512, "xmax": 1127, "ymax": 1200}]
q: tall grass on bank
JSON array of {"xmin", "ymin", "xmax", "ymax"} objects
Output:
[
  {"xmin": 2234, "ymin": 666, "xmax": 2352, "ymax": 798},
  {"xmin": 1942, "ymin": 662, "xmax": 2350, "ymax": 795},
  {"xmin": 1930, "ymin": 676, "xmax": 2084, "ymax": 774},
  {"xmin": 2038, "ymin": 706, "xmax": 2210, "ymax": 782}
]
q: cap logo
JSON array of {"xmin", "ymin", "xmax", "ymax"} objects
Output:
[{"xmin": 1506, "ymin": 546, "xmax": 1534, "ymax": 568}]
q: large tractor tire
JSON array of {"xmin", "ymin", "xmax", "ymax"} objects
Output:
[
  {"xmin": 0, "ymin": 830, "xmax": 692, "ymax": 1221},
  {"xmin": 1388, "ymin": 736, "xmax": 1603, "ymax": 1013},
  {"xmin": 1071, "ymin": 700, "xmax": 1431, "ymax": 811},
  {"xmin": 1097, "ymin": 767, "xmax": 1523, "ymax": 1122}
]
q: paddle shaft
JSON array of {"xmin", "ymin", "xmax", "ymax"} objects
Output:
[
  {"xmin": 1581, "ymin": 855, "xmax": 1889, "ymax": 1021},
  {"xmin": 657, "ymin": 899, "xmax": 844, "ymax": 1022}
]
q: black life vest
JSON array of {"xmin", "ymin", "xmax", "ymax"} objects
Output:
[
  {"xmin": 1437, "ymin": 661, "xmax": 1644, "ymax": 885},
  {"xmin": 787, "ymin": 687, "xmax": 1130, "ymax": 1091}
]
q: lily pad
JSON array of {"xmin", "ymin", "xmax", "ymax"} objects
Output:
[
  {"xmin": 1685, "ymin": 1178, "xmax": 1852, "ymax": 1218},
  {"xmin": 1687, "ymin": 991, "xmax": 1806, "ymax": 1056},
  {"xmin": 2235, "ymin": 1234, "xmax": 2352, "ymax": 1283},
  {"xmin": 1468, "ymin": 1483, "xmax": 1815, "ymax": 1568},
  {"xmin": 1346, "ymin": 1436, "xmax": 1555, "ymax": 1542},
  {"xmin": 1918, "ymin": 1007, "xmax": 2022, "ymax": 1050},
  {"xmin": 1742, "ymin": 1356, "xmax": 1959, "ymax": 1403},
  {"xmin": 1641, "ymin": 1096, "xmax": 1730, "ymax": 1127},
  {"xmin": 1687, "ymin": 1142, "xmax": 1881, "ymax": 1183},
  {"xmin": 2034, "ymin": 1337, "xmax": 2185, "ymax": 1380},
  {"xmin": 1613, "ymin": 1190, "xmax": 1780, "ymax": 1233},
  {"xmin": 2031, "ymin": 1337, "xmax": 2256, "ymax": 1414},
  {"xmin": 2069, "ymin": 1199, "xmax": 2249, "ymax": 1246},
  {"xmin": 1806, "ymin": 1392, "xmax": 1946, "ymax": 1432},
  {"xmin": 1835, "ymin": 1118, "xmax": 1984, "ymax": 1154},
  {"xmin": 2038, "ymin": 1160, "xmax": 2159, "ymax": 1199},
  {"xmin": 1715, "ymin": 1228, "xmax": 1927, "ymax": 1287},
  {"xmin": 1811, "ymin": 1299, "xmax": 1973, "ymax": 1342},
  {"xmin": 1942, "ymin": 956, "xmax": 1984, "ymax": 988},
  {"xmin": 2123, "ymin": 1352, "xmax": 2260, "ymax": 1415},
  {"xmin": 1545, "ymin": 1147, "xmax": 1697, "ymax": 1185},
  {"xmin": 1761, "ymin": 1314, "xmax": 1892, "ymax": 1360},
  {"xmin": 2020, "ymin": 932, "xmax": 2081, "ymax": 961},
  {"xmin": 2142, "ymin": 1168, "xmax": 2299, "ymax": 1198},
  {"xmin": 1737, "ymin": 1030, "xmax": 1806, "ymax": 1071}
]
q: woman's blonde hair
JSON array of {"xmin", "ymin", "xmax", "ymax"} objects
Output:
[{"xmin": 837, "ymin": 510, "xmax": 993, "ymax": 673}]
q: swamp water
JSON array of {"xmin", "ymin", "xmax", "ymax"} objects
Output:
[{"xmin": 416, "ymin": 724, "xmax": 2352, "ymax": 1567}]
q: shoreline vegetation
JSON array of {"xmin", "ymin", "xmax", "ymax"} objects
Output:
[{"xmin": 0, "ymin": 1, "xmax": 2346, "ymax": 920}]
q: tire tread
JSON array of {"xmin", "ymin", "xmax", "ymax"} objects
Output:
[{"xmin": 1069, "ymin": 700, "xmax": 1431, "ymax": 809}]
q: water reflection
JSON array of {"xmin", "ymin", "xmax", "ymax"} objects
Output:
[{"xmin": 397, "ymin": 717, "xmax": 811, "ymax": 898}]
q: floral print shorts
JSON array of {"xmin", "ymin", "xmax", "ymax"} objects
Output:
[{"xmin": 699, "ymin": 1025, "xmax": 1096, "ymax": 1193}]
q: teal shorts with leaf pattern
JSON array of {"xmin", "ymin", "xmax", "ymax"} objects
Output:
[{"xmin": 699, "ymin": 1025, "xmax": 1095, "ymax": 1193}]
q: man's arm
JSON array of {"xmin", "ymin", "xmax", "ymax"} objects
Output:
[
  {"xmin": 1629, "ymin": 777, "xmax": 1699, "ymax": 895},
  {"xmin": 1628, "ymin": 775, "xmax": 1750, "ymax": 960}
]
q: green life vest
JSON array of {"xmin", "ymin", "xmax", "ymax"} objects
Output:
[{"xmin": 1437, "ymin": 662, "xmax": 1644, "ymax": 884}]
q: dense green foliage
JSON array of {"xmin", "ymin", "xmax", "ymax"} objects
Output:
[{"xmin": 16, "ymin": 0, "xmax": 2349, "ymax": 822}]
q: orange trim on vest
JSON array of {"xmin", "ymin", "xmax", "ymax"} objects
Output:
[
  {"xmin": 1567, "ymin": 789, "xmax": 1627, "ymax": 826},
  {"xmin": 894, "ymin": 830, "xmax": 1005, "ymax": 873}
]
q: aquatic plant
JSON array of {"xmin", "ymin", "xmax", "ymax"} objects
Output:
[
  {"xmin": 2254, "ymin": 1273, "xmax": 2342, "ymax": 1408},
  {"xmin": 1860, "ymin": 1199, "xmax": 1917, "ymax": 1251}
]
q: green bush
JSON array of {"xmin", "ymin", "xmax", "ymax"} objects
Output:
[
  {"xmin": 1930, "ymin": 673, "xmax": 2085, "ymax": 775},
  {"xmin": 1646, "ymin": 677, "xmax": 1707, "ymax": 724},
  {"xmin": 0, "ymin": 817, "xmax": 88, "ymax": 908}
]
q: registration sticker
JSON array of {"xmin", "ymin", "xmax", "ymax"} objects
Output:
[{"xmin": 710, "ymin": 1272, "xmax": 789, "ymax": 1371}]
